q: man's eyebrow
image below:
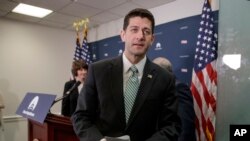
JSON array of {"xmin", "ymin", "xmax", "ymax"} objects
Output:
[
  {"xmin": 128, "ymin": 26, "xmax": 150, "ymax": 30},
  {"xmin": 128, "ymin": 26, "xmax": 139, "ymax": 28},
  {"xmin": 142, "ymin": 27, "xmax": 151, "ymax": 30}
]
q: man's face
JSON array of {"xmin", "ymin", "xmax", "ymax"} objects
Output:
[{"xmin": 121, "ymin": 17, "xmax": 154, "ymax": 58}]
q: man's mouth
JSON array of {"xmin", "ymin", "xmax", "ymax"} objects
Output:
[{"xmin": 133, "ymin": 43, "xmax": 144, "ymax": 47}]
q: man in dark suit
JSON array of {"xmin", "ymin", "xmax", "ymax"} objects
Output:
[
  {"xmin": 153, "ymin": 57, "xmax": 196, "ymax": 141},
  {"xmin": 71, "ymin": 8, "xmax": 181, "ymax": 141},
  {"xmin": 61, "ymin": 60, "xmax": 88, "ymax": 117}
]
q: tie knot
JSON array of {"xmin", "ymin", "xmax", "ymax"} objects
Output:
[{"xmin": 130, "ymin": 65, "xmax": 138, "ymax": 73}]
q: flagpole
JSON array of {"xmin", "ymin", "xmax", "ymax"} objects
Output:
[{"xmin": 208, "ymin": 0, "xmax": 212, "ymax": 7}]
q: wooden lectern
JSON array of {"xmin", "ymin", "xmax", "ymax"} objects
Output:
[{"xmin": 28, "ymin": 113, "xmax": 79, "ymax": 141}]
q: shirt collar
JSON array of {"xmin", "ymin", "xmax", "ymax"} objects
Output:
[{"xmin": 122, "ymin": 53, "xmax": 146, "ymax": 76}]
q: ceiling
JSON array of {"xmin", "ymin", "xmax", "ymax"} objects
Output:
[{"xmin": 0, "ymin": 0, "xmax": 175, "ymax": 31}]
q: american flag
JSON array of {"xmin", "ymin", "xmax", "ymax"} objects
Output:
[
  {"xmin": 73, "ymin": 29, "xmax": 92, "ymax": 65},
  {"xmin": 73, "ymin": 32, "xmax": 82, "ymax": 60},
  {"xmin": 191, "ymin": 0, "xmax": 218, "ymax": 141},
  {"xmin": 80, "ymin": 35, "xmax": 92, "ymax": 65}
]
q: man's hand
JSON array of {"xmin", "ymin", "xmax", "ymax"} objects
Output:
[{"xmin": 100, "ymin": 138, "xmax": 107, "ymax": 141}]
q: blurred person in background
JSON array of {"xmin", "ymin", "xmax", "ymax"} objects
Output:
[{"xmin": 61, "ymin": 59, "xmax": 88, "ymax": 117}]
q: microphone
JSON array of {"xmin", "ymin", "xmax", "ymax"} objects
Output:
[
  {"xmin": 65, "ymin": 81, "xmax": 81, "ymax": 95},
  {"xmin": 50, "ymin": 81, "xmax": 81, "ymax": 108}
]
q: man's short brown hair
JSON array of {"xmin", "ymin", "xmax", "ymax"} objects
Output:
[{"xmin": 123, "ymin": 8, "xmax": 155, "ymax": 33}]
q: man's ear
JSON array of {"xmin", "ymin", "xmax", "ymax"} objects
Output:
[
  {"xmin": 151, "ymin": 34, "xmax": 155, "ymax": 45},
  {"xmin": 120, "ymin": 30, "xmax": 125, "ymax": 42}
]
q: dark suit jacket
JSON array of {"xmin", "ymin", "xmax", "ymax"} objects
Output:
[
  {"xmin": 61, "ymin": 80, "xmax": 79, "ymax": 117},
  {"xmin": 176, "ymin": 80, "xmax": 196, "ymax": 141},
  {"xmin": 71, "ymin": 56, "xmax": 181, "ymax": 141}
]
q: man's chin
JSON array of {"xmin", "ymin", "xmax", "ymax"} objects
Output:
[
  {"xmin": 134, "ymin": 49, "xmax": 148, "ymax": 56},
  {"xmin": 133, "ymin": 52, "xmax": 146, "ymax": 57}
]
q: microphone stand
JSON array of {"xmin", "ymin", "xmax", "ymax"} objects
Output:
[
  {"xmin": 49, "ymin": 93, "xmax": 70, "ymax": 114},
  {"xmin": 51, "ymin": 95, "xmax": 69, "ymax": 107},
  {"xmin": 49, "ymin": 81, "xmax": 81, "ymax": 114}
]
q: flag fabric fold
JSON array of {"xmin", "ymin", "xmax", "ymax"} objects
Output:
[
  {"xmin": 191, "ymin": 0, "xmax": 218, "ymax": 141},
  {"xmin": 80, "ymin": 28, "xmax": 92, "ymax": 65},
  {"xmin": 73, "ymin": 28, "xmax": 92, "ymax": 65},
  {"xmin": 73, "ymin": 32, "xmax": 82, "ymax": 61}
]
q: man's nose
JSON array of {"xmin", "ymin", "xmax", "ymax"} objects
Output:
[{"xmin": 136, "ymin": 30, "xmax": 145, "ymax": 40}]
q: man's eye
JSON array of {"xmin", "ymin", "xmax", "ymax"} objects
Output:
[
  {"xmin": 143, "ymin": 30, "xmax": 151, "ymax": 35},
  {"xmin": 131, "ymin": 28, "xmax": 138, "ymax": 33}
]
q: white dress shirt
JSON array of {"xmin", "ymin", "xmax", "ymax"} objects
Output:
[
  {"xmin": 122, "ymin": 53, "xmax": 146, "ymax": 92},
  {"xmin": 78, "ymin": 83, "xmax": 83, "ymax": 94}
]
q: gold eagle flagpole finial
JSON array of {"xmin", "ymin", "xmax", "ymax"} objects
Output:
[
  {"xmin": 72, "ymin": 18, "xmax": 90, "ymax": 46},
  {"xmin": 73, "ymin": 21, "xmax": 82, "ymax": 47},
  {"xmin": 81, "ymin": 18, "xmax": 89, "ymax": 39}
]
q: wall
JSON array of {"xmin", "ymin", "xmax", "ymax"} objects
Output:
[
  {"xmin": 0, "ymin": 18, "xmax": 75, "ymax": 141},
  {"xmin": 88, "ymin": 0, "xmax": 219, "ymax": 42}
]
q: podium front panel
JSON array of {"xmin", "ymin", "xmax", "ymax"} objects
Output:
[{"xmin": 28, "ymin": 114, "xmax": 79, "ymax": 141}]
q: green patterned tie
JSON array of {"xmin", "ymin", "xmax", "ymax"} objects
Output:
[{"xmin": 124, "ymin": 65, "xmax": 139, "ymax": 123}]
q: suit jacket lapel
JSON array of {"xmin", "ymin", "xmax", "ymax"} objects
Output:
[
  {"xmin": 110, "ymin": 56, "xmax": 126, "ymax": 124},
  {"xmin": 126, "ymin": 59, "xmax": 158, "ymax": 128}
]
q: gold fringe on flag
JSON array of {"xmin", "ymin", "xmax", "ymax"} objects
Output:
[{"xmin": 206, "ymin": 125, "xmax": 213, "ymax": 141}]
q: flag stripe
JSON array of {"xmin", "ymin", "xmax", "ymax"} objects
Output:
[
  {"xmin": 192, "ymin": 79, "xmax": 214, "ymax": 141},
  {"xmin": 195, "ymin": 116, "xmax": 202, "ymax": 141},
  {"xmin": 202, "ymin": 68, "xmax": 217, "ymax": 112},
  {"xmin": 196, "ymin": 71, "xmax": 210, "ymax": 107},
  {"xmin": 191, "ymin": 80, "xmax": 207, "ymax": 141},
  {"xmin": 206, "ymin": 63, "xmax": 216, "ymax": 84},
  {"xmin": 192, "ymin": 68, "xmax": 217, "ymax": 138}
]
